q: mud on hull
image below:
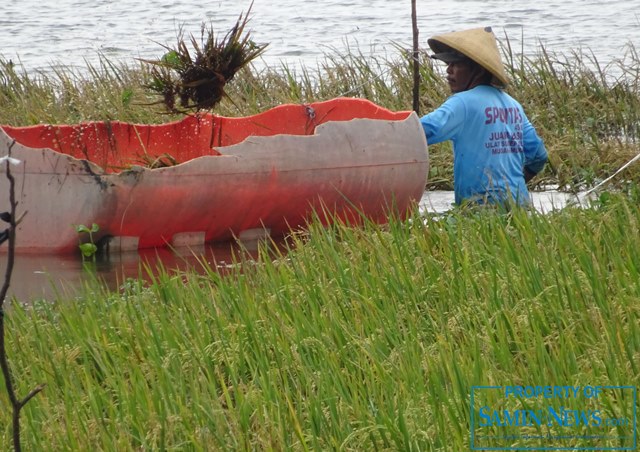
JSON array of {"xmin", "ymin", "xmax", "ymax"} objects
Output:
[{"xmin": 0, "ymin": 98, "xmax": 429, "ymax": 253}]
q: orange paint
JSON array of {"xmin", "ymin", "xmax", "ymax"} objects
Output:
[{"xmin": 3, "ymin": 98, "xmax": 411, "ymax": 172}]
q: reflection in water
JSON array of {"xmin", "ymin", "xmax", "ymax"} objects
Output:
[
  {"xmin": 1, "ymin": 241, "xmax": 265, "ymax": 303},
  {"xmin": 1, "ymin": 190, "xmax": 582, "ymax": 302}
]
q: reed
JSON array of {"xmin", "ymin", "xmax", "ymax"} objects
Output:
[
  {"xmin": 2, "ymin": 40, "xmax": 639, "ymax": 191},
  {"xmin": 0, "ymin": 193, "xmax": 638, "ymax": 450},
  {"xmin": 504, "ymin": 41, "xmax": 640, "ymax": 190},
  {"xmin": 0, "ymin": 57, "xmax": 163, "ymax": 125}
]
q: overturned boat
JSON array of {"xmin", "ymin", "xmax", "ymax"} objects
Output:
[{"xmin": 0, "ymin": 97, "xmax": 429, "ymax": 254}]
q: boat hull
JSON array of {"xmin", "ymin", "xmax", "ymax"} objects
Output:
[{"xmin": 0, "ymin": 98, "xmax": 428, "ymax": 253}]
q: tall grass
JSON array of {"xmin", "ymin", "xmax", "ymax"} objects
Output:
[
  {"xmin": 0, "ymin": 57, "xmax": 162, "ymax": 125},
  {"xmin": 504, "ymin": 41, "xmax": 640, "ymax": 190},
  {"xmin": 0, "ymin": 194, "xmax": 639, "ymax": 450},
  {"xmin": 2, "ymin": 41, "xmax": 639, "ymax": 191}
]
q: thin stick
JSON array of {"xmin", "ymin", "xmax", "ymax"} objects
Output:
[
  {"xmin": 0, "ymin": 140, "xmax": 21, "ymax": 450},
  {"xmin": 411, "ymin": 0, "xmax": 420, "ymax": 114},
  {"xmin": 0, "ymin": 140, "xmax": 45, "ymax": 451},
  {"xmin": 580, "ymin": 150, "xmax": 640, "ymax": 201}
]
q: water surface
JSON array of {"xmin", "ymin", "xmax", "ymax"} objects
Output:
[
  {"xmin": 3, "ymin": 241, "xmax": 260, "ymax": 302},
  {"xmin": 1, "ymin": 190, "xmax": 581, "ymax": 302},
  {"xmin": 1, "ymin": 0, "xmax": 637, "ymax": 74}
]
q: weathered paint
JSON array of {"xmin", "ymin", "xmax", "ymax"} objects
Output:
[{"xmin": 0, "ymin": 98, "xmax": 429, "ymax": 253}]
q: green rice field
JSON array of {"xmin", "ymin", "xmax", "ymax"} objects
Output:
[
  {"xmin": 1, "ymin": 41, "xmax": 639, "ymax": 450},
  {"xmin": 1, "ymin": 196, "xmax": 639, "ymax": 450}
]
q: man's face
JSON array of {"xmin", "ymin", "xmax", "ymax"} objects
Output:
[{"xmin": 445, "ymin": 60, "xmax": 475, "ymax": 93}]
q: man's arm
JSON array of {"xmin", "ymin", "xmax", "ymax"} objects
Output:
[{"xmin": 522, "ymin": 115, "xmax": 548, "ymax": 183}]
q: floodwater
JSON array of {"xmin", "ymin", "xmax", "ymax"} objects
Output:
[
  {"xmin": 1, "ymin": 0, "xmax": 638, "ymax": 75},
  {"xmin": 1, "ymin": 241, "xmax": 260, "ymax": 303},
  {"xmin": 419, "ymin": 189, "xmax": 581, "ymax": 216},
  {"xmin": 0, "ymin": 190, "xmax": 582, "ymax": 302},
  {"xmin": 0, "ymin": 1, "xmax": 628, "ymax": 300}
]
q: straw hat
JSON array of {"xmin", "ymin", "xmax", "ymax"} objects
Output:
[{"xmin": 428, "ymin": 26, "xmax": 509, "ymax": 88}]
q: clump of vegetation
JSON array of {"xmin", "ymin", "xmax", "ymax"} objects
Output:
[
  {"xmin": 0, "ymin": 37, "xmax": 639, "ymax": 190},
  {"xmin": 1, "ymin": 194, "xmax": 640, "ymax": 449},
  {"xmin": 141, "ymin": 4, "xmax": 268, "ymax": 113},
  {"xmin": 502, "ymin": 40, "xmax": 640, "ymax": 191}
]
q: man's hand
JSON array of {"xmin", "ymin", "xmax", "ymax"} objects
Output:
[{"xmin": 524, "ymin": 167, "xmax": 537, "ymax": 183}]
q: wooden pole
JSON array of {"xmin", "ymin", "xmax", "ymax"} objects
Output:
[{"xmin": 411, "ymin": 0, "xmax": 420, "ymax": 115}]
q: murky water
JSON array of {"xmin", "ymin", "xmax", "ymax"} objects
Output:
[
  {"xmin": 0, "ymin": 190, "xmax": 582, "ymax": 302},
  {"xmin": 2, "ymin": 240, "xmax": 262, "ymax": 302},
  {"xmin": 0, "ymin": 1, "xmax": 627, "ymax": 299},
  {"xmin": 419, "ymin": 189, "xmax": 581, "ymax": 214},
  {"xmin": 1, "ymin": 0, "xmax": 637, "ymax": 74}
]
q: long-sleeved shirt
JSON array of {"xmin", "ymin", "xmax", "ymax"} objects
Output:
[{"xmin": 420, "ymin": 85, "xmax": 548, "ymax": 206}]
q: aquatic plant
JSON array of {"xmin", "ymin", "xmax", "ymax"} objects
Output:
[
  {"xmin": 74, "ymin": 223, "xmax": 100, "ymax": 261},
  {"xmin": 141, "ymin": 3, "xmax": 268, "ymax": 113}
]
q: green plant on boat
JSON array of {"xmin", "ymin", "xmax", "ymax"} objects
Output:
[
  {"xmin": 74, "ymin": 223, "xmax": 100, "ymax": 261},
  {"xmin": 136, "ymin": 151, "xmax": 179, "ymax": 169},
  {"xmin": 141, "ymin": 3, "xmax": 268, "ymax": 113}
]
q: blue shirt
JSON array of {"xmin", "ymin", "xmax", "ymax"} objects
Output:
[{"xmin": 420, "ymin": 85, "xmax": 548, "ymax": 206}]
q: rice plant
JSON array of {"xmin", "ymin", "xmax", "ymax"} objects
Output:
[{"xmin": 0, "ymin": 193, "xmax": 638, "ymax": 450}]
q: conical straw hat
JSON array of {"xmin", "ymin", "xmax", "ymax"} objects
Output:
[{"xmin": 427, "ymin": 26, "xmax": 509, "ymax": 88}]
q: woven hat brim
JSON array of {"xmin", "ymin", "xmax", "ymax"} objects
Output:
[
  {"xmin": 430, "ymin": 51, "xmax": 469, "ymax": 63},
  {"xmin": 427, "ymin": 27, "xmax": 509, "ymax": 88}
]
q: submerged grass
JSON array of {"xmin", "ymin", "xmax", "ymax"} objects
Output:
[
  {"xmin": 1, "ymin": 40, "xmax": 639, "ymax": 191},
  {"xmin": 1, "ymin": 194, "xmax": 639, "ymax": 449}
]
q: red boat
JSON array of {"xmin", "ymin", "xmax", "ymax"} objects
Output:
[{"xmin": 0, "ymin": 97, "xmax": 429, "ymax": 253}]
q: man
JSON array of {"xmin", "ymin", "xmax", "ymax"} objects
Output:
[{"xmin": 420, "ymin": 27, "xmax": 548, "ymax": 207}]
